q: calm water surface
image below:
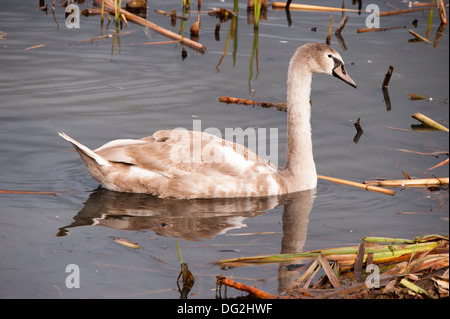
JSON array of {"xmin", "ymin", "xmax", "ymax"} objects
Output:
[{"xmin": 0, "ymin": 0, "xmax": 448, "ymax": 298}]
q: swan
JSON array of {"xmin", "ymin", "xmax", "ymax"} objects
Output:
[{"xmin": 59, "ymin": 43, "xmax": 356, "ymax": 199}]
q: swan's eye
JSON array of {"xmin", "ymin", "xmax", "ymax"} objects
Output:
[{"xmin": 327, "ymin": 54, "xmax": 332, "ymax": 58}]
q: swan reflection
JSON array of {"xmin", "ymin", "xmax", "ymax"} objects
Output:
[
  {"xmin": 58, "ymin": 188, "xmax": 286, "ymax": 240},
  {"xmin": 58, "ymin": 188, "xmax": 315, "ymax": 295}
]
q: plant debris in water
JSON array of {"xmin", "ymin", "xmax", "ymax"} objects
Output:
[{"xmin": 216, "ymin": 235, "xmax": 449, "ymax": 299}]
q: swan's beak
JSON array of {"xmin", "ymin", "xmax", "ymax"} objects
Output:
[{"xmin": 332, "ymin": 63, "xmax": 357, "ymax": 88}]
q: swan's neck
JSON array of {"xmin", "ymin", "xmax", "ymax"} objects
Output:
[{"xmin": 284, "ymin": 64, "xmax": 317, "ymax": 190}]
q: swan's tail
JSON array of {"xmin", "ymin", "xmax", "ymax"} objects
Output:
[{"xmin": 58, "ymin": 132, "xmax": 111, "ymax": 167}]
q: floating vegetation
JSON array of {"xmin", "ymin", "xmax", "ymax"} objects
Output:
[
  {"xmin": 0, "ymin": 189, "xmax": 57, "ymax": 196},
  {"xmin": 409, "ymin": 29, "xmax": 432, "ymax": 43},
  {"xmin": 408, "ymin": 93, "xmax": 431, "ymax": 100},
  {"xmin": 112, "ymin": 237, "xmax": 142, "ymax": 249},
  {"xmin": 364, "ymin": 177, "xmax": 449, "ymax": 188},
  {"xmin": 317, "ymin": 174, "xmax": 395, "ymax": 196},
  {"xmin": 216, "ymin": 235, "xmax": 449, "ymax": 299},
  {"xmin": 411, "ymin": 113, "xmax": 449, "ymax": 132},
  {"xmin": 357, "ymin": 26, "xmax": 406, "ymax": 33},
  {"xmin": 23, "ymin": 44, "xmax": 46, "ymax": 51},
  {"xmin": 218, "ymin": 96, "xmax": 287, "ymax": 111}
]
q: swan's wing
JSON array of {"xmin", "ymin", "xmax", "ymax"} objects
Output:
[
  {"xmin": 95, "ymin": 139, "xmax": 147, "ymax": 165},
  {"xmin": 94, "ymin": 130, "xmax": 278, "ymax": 177}
]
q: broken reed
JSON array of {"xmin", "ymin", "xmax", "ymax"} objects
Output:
[
  {"xmin": 217, "ymin": 235, "xmax": 448, "ymax": 269},
  {"xmin": 436, "ymin": 0, "xmax": 448, "ymax": 24},
  {"xmin": 382, "ymin": 66, "xmax": 394, "ymax": 88},
  {"xmin": 409, "ymin": 29, "xmax": 431, "ymax": 43},
  {"xmin": 412, "ymin": 113, "xmax": 449, "ymax": 132},
  {"xmin": 318, "ymin": 175, "xmax": 395, "ymax": 196},
  {"xmin": 364, "ymin": 177, "xmax": 448, "ymax": 188}
]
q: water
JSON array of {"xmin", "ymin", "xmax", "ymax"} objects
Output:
[{"xmin": 0, "ymin": 0, "xmax": 448, "ymax": 298}]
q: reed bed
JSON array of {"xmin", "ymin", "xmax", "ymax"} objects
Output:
[{"xmin": 216, "ymin": 235, "xmax": 449, "ymax": 299}]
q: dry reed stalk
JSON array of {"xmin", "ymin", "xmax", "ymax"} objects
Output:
[
  {"xmin": 24, "ymin": 44, "xmax": 46, "ymax": 50},
  {"xmin": 382, "ymin": 65, "xmax": 394, "ymax": 88},
  {"xmin": 317, "ymin": 174, "xmax": 395, "ymax": 196},
  {"xmin": 409, "ymin": 29, "xmax": 432, "ymax": 43},
  {"xmin": 398, "ymin": 211, "xmax": 433, "ymax": 215},
  {"xmin": 93, "ymin": 0, "xmax": 206, "ymax": 53},
  {"xmin": 357, "ymin": 26, "xmax": 406, "ymax": 33},
  {"xmin": 390, "ymin": 148, "xmax": 447, "ymax": 157},
  {"xmin": 412, "ymin": 113, "xmax": 449, "ymax": 132},
  {"xmin": 326, "ymin": 12, "xmax": 333, "ymax": 45},
  {"xmin": 297, "ymin": 258, "xmax": 320, "ymax": 287},
  {"xmin": 272, "ymin": 2, "xmax": 359, "ymax": 12},
  {"xmin": 428, "ymin": 158, "xmax": 449, "ymax": 171},
  {"xmin": 408, "ymin": 253, "xmax": 449, "ymax": 273},
  {"xmin": 216, "ymin": 275, "xmax": 285, "ymax": 299},
  {"xmin": 318, "ymin": 253, "xmax": 340, "ymax": 288},
  {"xmin": 380, "ymin": 7, "xmax": 432, "ymax": 16},
  {"xmin": 364, "ymin": 177, "xmax": 449, "ymax": 187},
  {"xmin": 218, "ymin": 96, "xmax": 287, "ymax": 111},
  {"xmin": 354, "ymin": 243, "xmax": 365, "ymax": 282},
  {"xmin": 81, "ymin": 7, "xmax": 104, "ymax": 16},
  {"xmin": 113, "ymin": 237, "xmax": 141, "ymax": 249},
  {"xmin": 80, "ymin": 34, "xmax": 113, "ymax": 43},
  {"xmin": 218, "ymin": 236, "xmax": 448, "ymax": 299},
  {"xmin": 436, "ymin": 0, "xmax": 448, "ymax": 24},
  {"xmin": 131, "ymin": 40, "xmax": 179, "ymax": 46},
  {"xmin": 410, "ymin": 3, "xmax": 437, "ymax": 7},
  {"xmin": 0, "ymin": 190, "xmax": 57, "ymax": 196}
]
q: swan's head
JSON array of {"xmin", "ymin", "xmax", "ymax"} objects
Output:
[{"xmin": 293, "ymin": 43, "xmax": 357, "ymax": 88}]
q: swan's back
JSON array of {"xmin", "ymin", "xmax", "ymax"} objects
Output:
[{"xmin": 61, "ymin": 131, "xmax": 287, "ymax": 199}]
